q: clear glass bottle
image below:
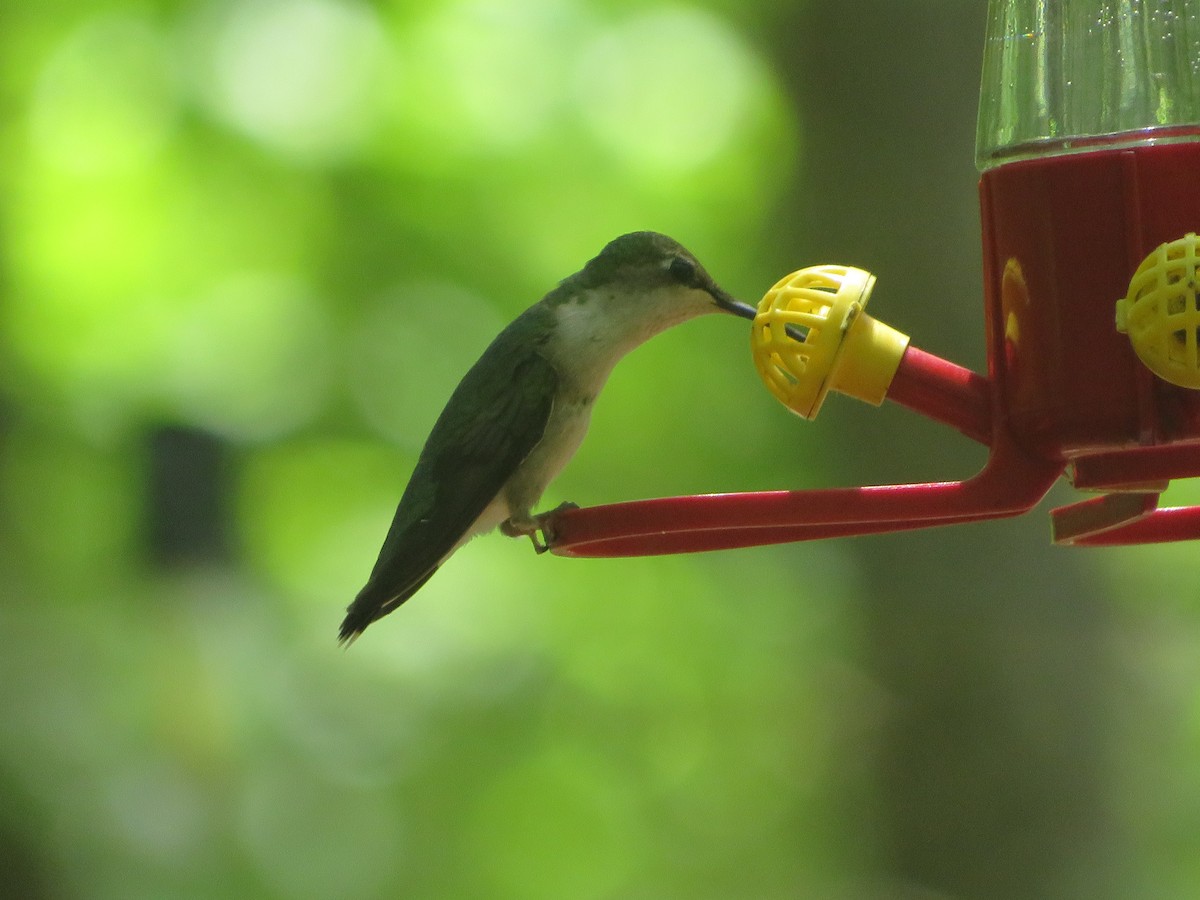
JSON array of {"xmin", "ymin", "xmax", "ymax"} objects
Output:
[{"xmin": 976, "ymin": 0, "xmax": 1200, "ymax": 169}]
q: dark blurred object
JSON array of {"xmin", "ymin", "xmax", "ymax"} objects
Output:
[
  {"xmin": 144, "ymin": 425, "xmax": 231, "ymax": 568},
  {"xmin": 0, "ymin": 780, "xmax": 52, "ymax": 900}
]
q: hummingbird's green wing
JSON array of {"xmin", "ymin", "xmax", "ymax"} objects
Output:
[{"xmin": 340, "ymin": 324, "xmax": 558, "ymax": 641}]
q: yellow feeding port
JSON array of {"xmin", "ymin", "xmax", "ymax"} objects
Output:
[
  {"xmin": 1116, "ymin": 233, "xmax": 1200, "ymax": 389},
  {"xmin": 750, "ymin": 265, "xmax": 909, "ymax": 419}
]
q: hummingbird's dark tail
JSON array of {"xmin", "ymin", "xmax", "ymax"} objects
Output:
[{"xmin": 338, "ymin": 568, "xmax": 439, "ymax": 645}]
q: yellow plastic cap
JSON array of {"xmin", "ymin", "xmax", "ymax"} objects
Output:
[
  {"xmin": 750, "ymin": 265, "xmax": 910, "ymax": 419},
  {"xmin": 1116, "ymin": 233, "xmax": 1200, "ymax": 389}
]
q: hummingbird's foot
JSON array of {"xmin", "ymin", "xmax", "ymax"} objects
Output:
[
  {"xmin": 500, "ymin": 514, "xmax": 547, "ymax": 552},
  {"xmin": 534, "ymin": 501, "xmax": 579, "ymax": 552},
  {"xmin": 501, "ymin": 502, "xmax": 579, "ymax": 554}
]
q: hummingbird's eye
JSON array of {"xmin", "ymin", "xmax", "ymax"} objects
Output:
[{"xmin": 668, "ymin": 256, "xmax": 698, "ymax": 286}]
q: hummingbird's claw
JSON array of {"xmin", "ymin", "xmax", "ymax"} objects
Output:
[
  {"xmin": 502, "ymin": 502, "xmax": 580, "ymax": 554},
  {"xmin": 535, "ymin": 501, "xmax": 579, "ymax": 552},
  {"xmin": 500, "ymin": 514, "xmax": 546, "ymax": 552}
]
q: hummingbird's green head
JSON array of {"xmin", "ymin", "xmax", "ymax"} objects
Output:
[{"xmin": 570, "ymin": 231, "xmax": 758, "ymax": 321}]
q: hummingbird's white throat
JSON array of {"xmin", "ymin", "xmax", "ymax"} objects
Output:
[{"xmin": 550, "ymin": 284, "xmax": 718, "ymax": 391}]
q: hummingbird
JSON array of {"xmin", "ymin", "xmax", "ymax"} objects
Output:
[{"xmin": 339, "ymin": 231, "xmax": 757, "ymax": 642}]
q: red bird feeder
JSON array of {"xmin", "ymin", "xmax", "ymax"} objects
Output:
[{"xmin": 548, "ymin": 0, "xmax": 1200, "ymax": 557}]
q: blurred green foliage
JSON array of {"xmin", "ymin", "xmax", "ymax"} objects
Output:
[{"xmin": 3, "ymin": 1, "xmax": 1200, "ymax": 898}]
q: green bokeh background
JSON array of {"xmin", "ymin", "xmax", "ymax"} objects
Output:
[{"xmin": 3, "ymin": 1, "xmax": 1200, "ymax": 898}]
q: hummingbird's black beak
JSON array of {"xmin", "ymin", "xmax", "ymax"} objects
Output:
[{"xmin": 711, "ymin": 288, "xmax": 758, "ymax": 321}]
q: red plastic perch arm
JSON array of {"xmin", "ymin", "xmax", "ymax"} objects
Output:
[
  {"xmin": 1068, "ymin": 507, "xmax": 1200, "ymax": 545},
  {"xmin": 546, "ymin": 349, "xmax": 1060, "ymax": 558},
  {"xmin": 1054, "ymin": 494, "xmax": 1200, "ymax": 545}
]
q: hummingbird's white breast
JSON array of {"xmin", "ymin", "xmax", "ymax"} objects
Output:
[{"xmin": 470, "ymin": 282, "xmax": 719, "ymax": 541}]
